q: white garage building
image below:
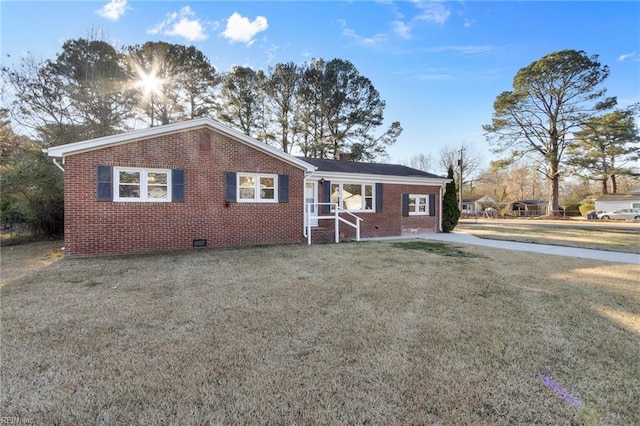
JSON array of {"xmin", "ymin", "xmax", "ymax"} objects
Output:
[{"xmin": 594, "ymin": 188, "xmax": 640, "ymax": 212}]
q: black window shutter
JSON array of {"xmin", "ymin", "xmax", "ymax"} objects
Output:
[
  {"xmin": 375, "ymin": 183, "xmax": 383, "ymax": 213},
  {"xmin": 172, "ymin": 169, "xmax": 185, "ymax": 202},
  {"xmin": 278, "ymin": 174, "xmax": 289, "ymax": 203},
  {"xmin": 96, "ymin": 165, "xmax": 113, "ymax": 201},
  {"xmin": 402, "ymin": 193, "xmax": 410, "ymax": 217},
  {"xmin": 322, "ymin": 180, "xmax": 331, "ymax": 213},
  {"xmin": 225, "ymin": 172, "xmax": 237, "ymax": 202},
  {"xmin": 429, "ymin": 194, "xmax": 436, "ymax": 216}
]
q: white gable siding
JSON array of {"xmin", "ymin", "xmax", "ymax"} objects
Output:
[{"xmin": 595, "ymin": 199, "xmax": 640, "ymax": 211}]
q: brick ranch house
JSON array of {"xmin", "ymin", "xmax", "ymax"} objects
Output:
[{"xmin": 45, "ymin": 118, "xmax": 450, "ymax": 257}]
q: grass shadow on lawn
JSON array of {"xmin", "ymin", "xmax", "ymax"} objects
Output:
[
  {"xmin": 393, "ymin": 240, "xmax": 482, "ymax": 258},
  {"xmin": 1, "ymin": 241, "xmax": 639, "ymax": 425}
]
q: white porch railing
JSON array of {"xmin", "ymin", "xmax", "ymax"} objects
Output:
[{"xmin": 305, "ymin": 203, "xmax": 363, "ymax": 245}]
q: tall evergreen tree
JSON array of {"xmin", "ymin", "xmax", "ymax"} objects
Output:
[
  {"xmin": 301, "ymin": 58, "xmax": 400, "ymax": 160},
  {"xmin": 264, "ymin": 62, "xmax": 302, "ymax": 153},
  {"xmin": 52, "ymin": 37, "xmax": 136, "ymax": 137},
  {"xmin": 216, "ymin": 66, "xmax": 266, "ymax": 137},
  {"xmin": 127, "ymin": 42, "xmax": 219, "ymax": 125},
  {"xmin": 566, "ymin": 106, "xmax": 639, "ymax": 194},
  {"xmin": 127, "ymin": 41, "xmax": 184, "ymax": 126},
  {"xmin": 442, "ymin": 166, "xmax": 460, "ymax": 233},
  {"xmin": 483, "ymin": 49, "xmax": 615, "ymax": 215},
  {"xmin": 175, "ymin": 45, "xmax": 220, "ymax": 120}
]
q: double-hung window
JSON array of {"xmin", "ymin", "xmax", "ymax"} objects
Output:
[
  {"xmin": 330, "ymin": 183, "xmax": 375, "ymax": 212},
  {"xmin": 238, "ymin": 173, "xmax": 278, "ymax": 202},
  {"xmin": 408, "ymin": 194, "xmax": 429, "ymax": 215},
  {"xmin": 114, "ymin": 167, "xmax": 171, "ymax": 202}
]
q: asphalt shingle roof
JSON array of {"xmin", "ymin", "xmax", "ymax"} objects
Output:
[{"xmin": 298, "ymin": 157, "xmax": 445, "ymax": 179}]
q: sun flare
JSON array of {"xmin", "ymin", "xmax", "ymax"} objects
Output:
[{"xmin": 133, "ymin": 63, "xmax": 163, "ymax": 97}]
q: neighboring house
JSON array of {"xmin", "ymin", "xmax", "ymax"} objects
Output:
[
  {"xmin": 510, "ymin": 200, "xmax": 548, "ymax": 217},
  {"xmin": 45, "ymin": 118, "xmax": 449, "ymax": 257},
  {"xmin": 594, "ymin": 189, "xmax": 640, "ymax": 212},
  {"xmin": 461, "ymin": 195, "xmax": 498, "ymax": 216}
]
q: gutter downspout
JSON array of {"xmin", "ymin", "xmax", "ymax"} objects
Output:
[
  {"xmin": 439, "ymin": 184, "xmax": 444, "ymax": 232},
  {"xmin": 42, "ymin": 147, "xmax": 65, "ymax": 172},
  {"xmin": 52, "ymin": 158, "xmax": 65, "ymax": 172}
]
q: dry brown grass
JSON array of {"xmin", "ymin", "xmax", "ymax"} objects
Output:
[
  {"xmin": 1, "ymin": 241, "xmax": 639, "ymax": 425},
  {"xmin": 457, "ymin": 219, "xmax": 640, "ymax": 254}
]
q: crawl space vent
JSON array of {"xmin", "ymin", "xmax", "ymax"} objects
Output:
[{"xmin": 192, "ymin": 239, "xmax": 207, "ymax": 248}]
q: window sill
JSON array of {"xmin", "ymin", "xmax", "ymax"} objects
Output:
[
  {"xmin": 331, "ymin": 210, "xmax": 376, "ymax": 214},
  {"xmin": 113, "ymin": 199, "xmax": 172, "ymax": 203}
]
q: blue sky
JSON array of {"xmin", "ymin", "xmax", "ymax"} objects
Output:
[{"xmin": 1, "ymin": 1, "xmax": 639, "ymax": 167}]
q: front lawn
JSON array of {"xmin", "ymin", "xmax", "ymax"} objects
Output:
[{"xmin": 1, "ymin": 241, "xmax": 639, "ymax": 424}]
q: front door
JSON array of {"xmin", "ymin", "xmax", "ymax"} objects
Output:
[{"xmin": 305, "ymin": 181, "xmax": 318, "ymax": 227}]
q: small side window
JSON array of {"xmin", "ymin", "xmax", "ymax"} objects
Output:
[
  {"xmin": 406, "ymin": 194, "xmax": 431, "ymax": 216},
  {"xmin": 113, "ymin": 167, "xmax": 172, "ymax": 202},
  {"xmin": 237, "ymin": 173, "xmax": 279, "ymax": 203}
]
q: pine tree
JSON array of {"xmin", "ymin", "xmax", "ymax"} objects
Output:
[
  {"xmin": 483, "ymin": 50, "xmax": 615, "ymax": 215},
  {"xmin": 442, "ymin": 165, "xmax": 460, "ymax": 233}
]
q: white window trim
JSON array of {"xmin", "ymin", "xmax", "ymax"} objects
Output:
[
  {"xmin": 114, "ymin": 167, "xmax": 172, "ymax": 202},
  {"xmin": 408, "ymin": 194, "xmax": 430, "ymax": 216},
  {"xmin": 237, "ymin": 173, "xmax": 279, "ymax": 203},
  {"xmin": 331, "ymin": 182, "xmax": 375, "ymax": 213}
]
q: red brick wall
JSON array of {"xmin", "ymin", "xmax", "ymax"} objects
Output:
[
  {"xmin": 63, "ymin": 128, "xmax": 306, "ymax": 257},
  {"xmin": 311, "ymin": 182, "xmax": 441, "ymax": 243}
]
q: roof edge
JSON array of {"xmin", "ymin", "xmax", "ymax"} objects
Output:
[
  {"xmin": 308, "ymin": 171, "xmax": 450, "ymax": 186},
  {"xmin": 45, "ymin": 118, "xmax": 316, "ymax": 173}
]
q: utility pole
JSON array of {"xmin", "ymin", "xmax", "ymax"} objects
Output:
[{"xmin": 457, "ymin": 147, "xmax": 464, "ymax": 211}]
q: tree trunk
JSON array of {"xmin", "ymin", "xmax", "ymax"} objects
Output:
[
  {"xmin": 610, "ymin": 174, "xmax": 617, "ymax": 194},
  {"xmin": 548, "ymin": 173, "xmax": 560, "ymax": 216},
  {"xmin": 190, "ymin": 97, "xmax": 196, "ymax": 119},
  {"xmin": 547, "ymin": 153, "xmax": 560, "ymax": 216},
  {"xmin": 601, "ymin": 177, "xmax": 609, "ymax": 194}
]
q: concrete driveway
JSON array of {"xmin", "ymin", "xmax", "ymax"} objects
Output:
[
  {"xmin": 419, "ymin": 231, "xmax": 639, "ymax": 265},
  {"xmin": 366, "ymin": 231, "xmax": 640, "ymax": 265}
]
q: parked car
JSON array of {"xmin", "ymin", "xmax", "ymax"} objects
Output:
[
  {"xmin": 585, "ymin": 210, "xmax": 599, "ymax": 220},
  {"xmin": 597, "ymin": 208, "xmax": 640, "ymax": 221}
]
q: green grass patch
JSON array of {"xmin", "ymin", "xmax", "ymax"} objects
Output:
[{"xmin": 392, "ymin": 240, "xmax": 479, "ymax": 257}]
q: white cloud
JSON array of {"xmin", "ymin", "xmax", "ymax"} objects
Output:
[
  {"xmin": 419, "ymin": 72, "xmax": 454, "ymax": 81},
  {"xmin": 96, "ymin": 0, "xmax": 127, "ymax": 21},
  {"xmin": 425, "ymin": 45, "xmax": 493, "ymax": 55},
  {"xmin": 340, "ymin": 19, "xmax": 388, "ymax": 46},
  {"xmin": 222, "ymin": 12, "xmax": 268, "ymax": 45},
  {"xmin": 618, "ymin": 51, "xmax": 637, "ymax": 62},
  {"xmin": 392, "ymin": 20, "xmax": 412, "ymax": 40},
  {"xmin": 384, "ymin": 1, "xmax": 451, "ymax": 41},
  {"xmin": 413, "ymin": 1, "xmax": 451, "ymax": 25},
  {"xmin": 148, "ymin": 6, "xmax": 208, "ymax": 42},
  {"xmin": 166, "ymin": 17, "xmax": 206, "ymax": 41},
  {"xmin": 265, "ymin": 44, "xmax": 279, "ymax": 64}
]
